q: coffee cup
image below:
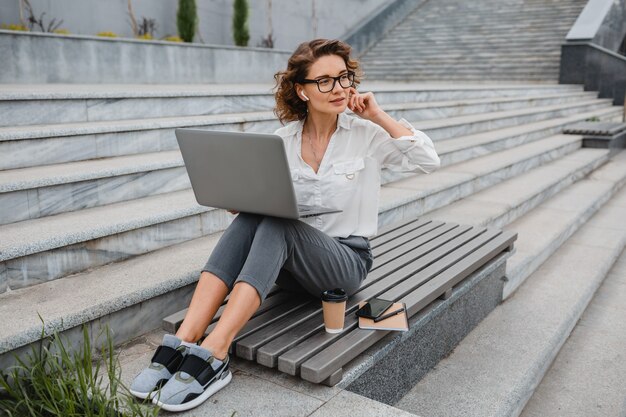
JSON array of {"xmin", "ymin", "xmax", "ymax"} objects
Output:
[{"xmin": 321, "ymin": 288, "xmax": 348, "ymax": 333}]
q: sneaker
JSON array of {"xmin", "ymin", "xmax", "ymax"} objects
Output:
[
  {"xmin": 152, "ymin": 344, "xmax": 232, "ymax": 412},
  {"xmin": 129, "ymin": 334, "xmax": 191, "ymax": 400}
]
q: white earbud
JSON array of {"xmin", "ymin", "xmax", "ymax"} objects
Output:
[{"xmin": 301, "ymin": 92, "xmax": 310, "ymax": 101}]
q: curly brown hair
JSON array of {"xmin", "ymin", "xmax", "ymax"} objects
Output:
[{"xmin": 273, "ymin": 38, "xmax": 363, "ymax": 124}]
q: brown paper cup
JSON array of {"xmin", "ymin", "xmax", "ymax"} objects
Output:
[
  {"xmin": 321, "ymin": 300, "xmax": 347, "ymax": 333},
  {"xmin": 321, "ymin": 288, "xmax": 348, "ymax": 334}
]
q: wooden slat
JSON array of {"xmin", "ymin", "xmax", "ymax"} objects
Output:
[
  {"xmin": 371, "ymin": 222, "xmax": 455, "ymax": 268},
  {"xmin": 299, "ymin": 230, "xmax": 517, "ymax": 384},
  {"xmin": 370, "ymin": 218, "xmax": 433, "ymax": 249},
  {"xmin": 250, "ymin": 225, "xmax": 474, "ymax": 366},
  {"xmin": 372, "ymin": 217, "xmax": 427, "ymax": 242},
  {"xmin": 255, "ymin": 224, "xmax": 472, "ymax": 367},
  {"xmin": 275, "ymin": 226, "xmax": 488, "ymax": 375},
  {"xmin": 372, "ymin": 220, "xmax": 444, "ymax": 258},
  {"xmin": 162, "ymin": 284, "xmax": 283, "ymax": 332},
  {"xmin": 234, "ymin": 301, "xmax": 321, "ymax": 360}
]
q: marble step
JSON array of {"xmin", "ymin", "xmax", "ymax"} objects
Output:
[
  {"xmin": 367, "ymin": 68, "xmax": 562, "ymax": 75},
  {"xmin": 2, "ymin": 103, "xmax": 619, "ymax": 225},
  {"xmin": 394, "ymin": 163, "xmax": 626, "ymax": 417},
  {"xmin": 424, "ymin": 147, "xmax": 610, "ymax": 229},
  {"xmin": 1, "ymin": 100, "xmax": 615, "ymax": 225},
  {"xmin": 374, "ymin": 38, "xmax": 567, "ymax": 48},
  {"xmin": 0, "ymin": 138, "xmax": 598, "ymax": 368},
  {"xmin": 382, "ymin": 92, "xmax": 596, "ymax": 123},
  {"xmin": 400, "ymin": 20, "xmax": 577, "ymax": 30},
  {"xmin": 503, "ymin": 150, "xmax": 626, "ymax": 298},
  {"xmin": 0, "ymin": 83, "xmax": 583, "ymax": 128},
  {"xmin": 363, "ymin": 61, "xmax": 561, "ymax": 69},
  {"xmin": 379, "ymin": 135, "xmax": 593, "ymax": 229},
  {"xmin": 386, "ymin": 29, "xmax": 573, "ymax": 41},
  {"xmin": 376, "ymin": 68, "xmax": 563, "ymax": 78},
  {"xmin": 365, "ymin": 46, "xmax": 565, "ymax": 57},
  {"xmin": 373, "ymin": 75, "xmax": 561, "ymax": 82},
  {"xmin": 414, "ymin": 98, "xmax": 612, "ymax": 141},
  {"xmin": 363, "ymin": 55, "xmax": 562, "ymax": 65},
  {"xmin": 386, "ymin": 32, "xmax": 574, "ymax": 42},
  {"xmin": 0, "ymin": 150, "xmax": 188, "ymax": 224},
  {"xmin": 0, "ymin": 133, "xmax": 583, "ymax": 292},
  {"xmin": 434, "ymin": 105, "xmax": 623, "ymax": 167},
  {"xmin": 519, "ymin": 247, "xmax": 626, "ymax": 417},
  {"xmin": 0, "ymin": 91, "xmax": 599, "ymax": 171}
]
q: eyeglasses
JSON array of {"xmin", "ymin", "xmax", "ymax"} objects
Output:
[{"xmin": 300, "ymin": 71, "xmax": 355, "ymax": 93}]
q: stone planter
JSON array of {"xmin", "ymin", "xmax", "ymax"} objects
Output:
[{"xmin": 0, "ymin": 30, "xmax": 291, "ymax": 84}]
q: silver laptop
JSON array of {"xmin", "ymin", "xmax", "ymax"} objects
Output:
[{"xmin": 175, "ymin": 128, "xmax": 342, "ymax": 219}]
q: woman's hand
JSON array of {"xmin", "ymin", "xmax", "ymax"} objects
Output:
[{"xmin": 347, "ymin": 87, "xmax": 383, "ymax": 121}]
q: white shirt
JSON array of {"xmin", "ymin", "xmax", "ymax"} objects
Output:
[{"xmin": 274, "ymin": 112, "xmax": 440, "ymax": 239}]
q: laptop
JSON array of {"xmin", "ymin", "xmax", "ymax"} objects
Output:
[{"xmin": 175, "ymin": 128, "xmax": 342, "ymax": 219}]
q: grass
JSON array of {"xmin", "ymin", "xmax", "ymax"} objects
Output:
[{"xmin": 0, "ymin": 320, "xmax": 159, "ymax": 417}]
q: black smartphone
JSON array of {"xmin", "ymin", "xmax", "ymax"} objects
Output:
[{"xmin": 355, "ymin": 297, "xmax": 394, "ymax": 320}]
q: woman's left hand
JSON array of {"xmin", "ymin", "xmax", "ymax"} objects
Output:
[{"xmin": 347, "ymin": 87, "xmax": 382, "ymax": 121}]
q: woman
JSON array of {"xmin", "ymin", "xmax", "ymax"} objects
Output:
[{"xmin": 130, "ymin": 38, "xmax": 440, "ymax": 412}]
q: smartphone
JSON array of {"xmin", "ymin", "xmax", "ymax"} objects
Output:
[{"xmin": 355, "ymin": 297, "xmax": 394, "ymax": 320}]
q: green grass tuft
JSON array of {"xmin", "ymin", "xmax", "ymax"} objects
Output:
[{"xmin": 0, "ymin": 320, "xmax": 159, "ymax": 417}]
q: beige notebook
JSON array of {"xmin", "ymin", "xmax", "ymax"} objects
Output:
[{"xmin": 357, "ymin": 301, "xmax": 409, "ymax": 331}]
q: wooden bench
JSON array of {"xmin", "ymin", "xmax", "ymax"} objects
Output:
[{"xmin": 163, "ymin": 218, "xmax": 517, "ymax": 386}]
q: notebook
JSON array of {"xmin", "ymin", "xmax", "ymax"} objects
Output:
[{"xmin": 357, "ymin": 301, "xmax": 409, "ymax": 332}]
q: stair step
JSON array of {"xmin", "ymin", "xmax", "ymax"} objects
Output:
[
  {"xmin": 0, "ymin": 83, "xmax": 584, "ymax": 130},
  {"xmin": 0, "ymin": 133, "xmax": 583, "ymax": 291},
  {"xmin": 0, "ymin": 140, "xmax": 605, "ymax": 370},
  {"xmin": 0, "ymin": 151, "xmax": 188, "ymax": 224},
  {"xmin": 379, "ymin": 133, "xmax": 584, "ymax": 228},
  {"xmin": 1, "ymin": 97, "xmax": 616, "ymax": 225},
  {"xmin": 504, "ymin": 151, "xmax": 626, "ymax": 297},
  {"xmin": 1, "ymin": 101, "xmax": 618, "ymax": 225},
  {"xmin": 419, "ymin": 147, "xmax": 608, "ymax": 229},
  {"xmin": 434, "ymin": 105, "xmax": 622, "ymax": 166},
  {"xmin": 413, "ymin": 98, "xmax": 612, "ymax": 141},
  {"xmin": 394, "ymin": 155, "xmax": 626, "ymax": 417},
  {"xmin": 519, "ymin": 247, "xmax": 626, "ymax": 417},
  {"xmin": 0, "ymin": 229, "xmax": 225, "ymax": 364},
  {"xmin": 0, "ymin": 89, "xmax": 599, "ymax": 171}
]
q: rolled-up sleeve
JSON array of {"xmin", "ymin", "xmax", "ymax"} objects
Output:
[{"xmin": 367, "ymin": 118, "xmax": 440, "ymax": 173}]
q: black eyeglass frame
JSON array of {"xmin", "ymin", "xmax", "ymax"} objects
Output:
[{"xmin": 299, "ymin": 71, "xmax": 356, "ymax": 93}]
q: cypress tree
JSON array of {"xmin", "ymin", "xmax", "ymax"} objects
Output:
[
  {"xmin": 232, "ymin": 0, "xmax": 250, "ymax": 47},
  {"xmin": 177, "ymin": 0, "xmax": 197, "ymax": 43}
]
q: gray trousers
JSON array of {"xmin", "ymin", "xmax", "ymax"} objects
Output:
[{"xmin": 202, "ymin": 213, "xmax": 373, "ymax": 303}]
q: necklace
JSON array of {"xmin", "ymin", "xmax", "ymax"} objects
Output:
[{"xmin": 304, "ymin": 131, "xmax": 323, "ymax": 170}]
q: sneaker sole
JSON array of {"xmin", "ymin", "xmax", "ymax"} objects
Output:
[
  {"xmin": 153, "ymin": 370, "xmax": 232, "ymax": 412},
  {"xmin": 130, "ymin": 388, "xmax": 159, "ymax": 400}
]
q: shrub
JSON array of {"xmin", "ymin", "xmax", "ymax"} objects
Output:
[
  {"xmin": 97, "ymin": 31, "xmax": 119, "ymax": 38},
  {"xmin": 137, "ymin": 17, "xmax": 156, "ymax": 38},
  {"xmin": 232, "ymin": 0, "xmax": 250, "ymax": 46},
  {"xmin": 1, "ymin": 23, "xmax": 29, "ymax": 31},
  {"xmin": 177, "ymin": 0, "xmax": 197, "ymax": 43},
  {"xmin": 163, "ymin": 35, "xmax": 183, "ymax": 42},
  {"xmin": 0, "ymin": 322, "xmax": 158, "ymax": 417}
]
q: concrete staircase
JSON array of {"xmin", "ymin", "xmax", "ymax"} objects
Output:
[
  {"xmin": 359, "ymin": 0, "xmax": 588, "ymax": 82},
  {"xmin": 395, "ymin": 163, "xmax": 626, "ymax": 417},
  {"xmin": 1, "ymin": 81, "xmax": 623, "ymax": 377}
]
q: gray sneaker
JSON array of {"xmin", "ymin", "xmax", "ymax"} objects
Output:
[
  {"xmin": 129, "ymin": 334, "xmax": 190, "ymax": 400},
  {"xmin": 152, "ymin": 344, "xmax": 232, "ymax": 412}
]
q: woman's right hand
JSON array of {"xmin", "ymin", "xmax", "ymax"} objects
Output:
[{"xmin": 227, "ymin": 209, "xmax": 239, "ymax": 215}]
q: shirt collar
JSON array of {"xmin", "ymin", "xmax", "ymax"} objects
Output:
[{"xmin": 283, "ymin": 112, "xmax": 352, "ymax": 137}]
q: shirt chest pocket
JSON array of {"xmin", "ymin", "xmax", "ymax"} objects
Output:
[
  {"xmin": 332, "ymin": 158, "xmax": 365, "ymax": 180},
  {"xmin": 329, "ymin": 158, "xmax": 366, "ymax": 203}
]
